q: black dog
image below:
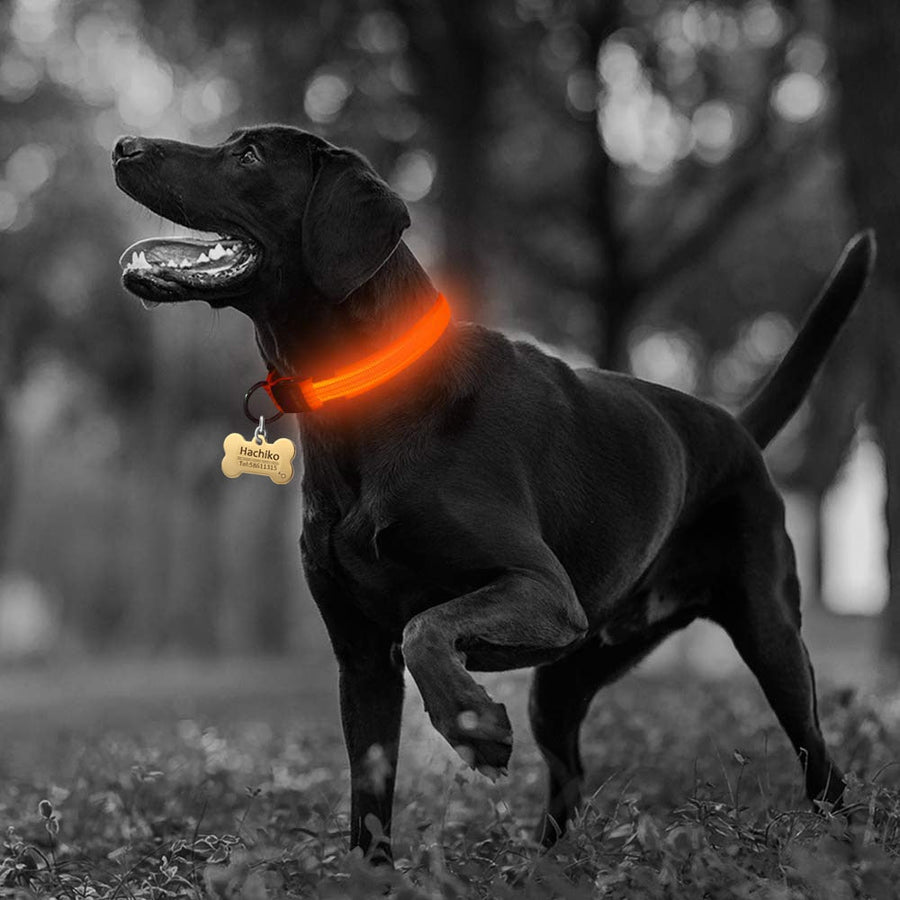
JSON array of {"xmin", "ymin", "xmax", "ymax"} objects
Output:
[{"xmin": 112, "ymin": 125, "xmax": 874, "ymax": 863}]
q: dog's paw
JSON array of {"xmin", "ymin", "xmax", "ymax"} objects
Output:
[{"xmin": 449, "ymin": 702, "xmax": 513, "ymax": 775}]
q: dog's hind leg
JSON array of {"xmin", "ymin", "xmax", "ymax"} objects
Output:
[
  {"xmin": 711, "ymin": 496, "xmax": 845, "ymax": 809},
  {"xmin": 529, "ymin": 632, "xmax": 663, "ymax": 847}
]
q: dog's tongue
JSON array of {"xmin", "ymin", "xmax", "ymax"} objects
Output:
[{"xmin": 119, "ymin": 236, "xmax": 247, "ymax": 272}]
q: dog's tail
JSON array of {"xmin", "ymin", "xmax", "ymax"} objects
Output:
[{"xmin": 738, "ymin": 230, "xmax": 876, "ymax": 450}]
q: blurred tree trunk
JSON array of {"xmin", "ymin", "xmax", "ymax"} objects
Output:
[
  {"xmin": 391, "ymin": 0, "xmax": 493, "ymax": 314},
  {"xmin": 0, "ymin": 419, "xmax": 12, "ymax": 576},
  {"xmin": 833, "ymin": 0, "xmax": 900, "ymax": 658},
  {"xmin": 575, "ymin": 2, "xmax": 635, "ymax": 371},
  {"xmin": 809, "ymin": 488, "xmax": 826, "ymax": 609},
  {"xmin": 0, "ymin": 284, "xmax": 12, "ymax": 570},
  {"xmin": 0, "ymin": 279, "xmax": 25, "ymax": 574}
]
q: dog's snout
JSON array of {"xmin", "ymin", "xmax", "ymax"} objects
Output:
[{"xmin": 112, "ymin": 135, "xmax": 149, "ymax": 162}]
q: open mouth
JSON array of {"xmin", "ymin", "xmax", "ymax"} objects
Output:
[{"xmin": 119, "ymin": 233, "xmax": 261, "ymax": 308}]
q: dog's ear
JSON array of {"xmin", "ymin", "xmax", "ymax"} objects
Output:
[{"xmin": 302, "ymin": 149, "xmax": 410, "ymax": 302}]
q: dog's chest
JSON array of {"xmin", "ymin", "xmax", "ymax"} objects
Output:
[{"xmin": 302, "ymin": 486, "xmax": 442, "ymax": 626}]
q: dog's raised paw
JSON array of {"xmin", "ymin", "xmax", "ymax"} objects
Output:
[
  {"xmin": 453, "ymin": 702, "xmax": 512, "ymax": 740},
  {"xmin": 448, "ymin": 701, "xmax": 513, "ymax": 772},
  {"xmin": 453, "ymin": 736, "xmax": 512, "ymax": 773}
]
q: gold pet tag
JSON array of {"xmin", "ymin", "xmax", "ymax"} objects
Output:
[{"xmin": 222, "ymin": 419, "xmax": 295, "ymax": 485}]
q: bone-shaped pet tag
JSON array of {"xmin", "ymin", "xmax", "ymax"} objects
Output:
[{"xmin": 221, "ymin": 424, "xmax": 295, "ymax": 485}]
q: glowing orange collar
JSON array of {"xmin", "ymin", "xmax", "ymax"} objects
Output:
[{"xmin": 253, "ymin": 293, "xmax": 451, "ymax": 416}]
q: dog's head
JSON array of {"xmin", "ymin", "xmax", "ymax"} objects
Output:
[{"xmin": 112, "ymin": 125, "xmax": 411, "ymax": 316}]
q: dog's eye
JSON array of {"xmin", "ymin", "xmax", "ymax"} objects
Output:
[{"xmin": 238, "ymin": 147, "xmax": 259, "ymax": 166}]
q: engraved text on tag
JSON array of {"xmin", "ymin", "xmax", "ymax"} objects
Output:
[{"xmin": 221, "ymin": 433, "xmax": 295, "ymax": 484}]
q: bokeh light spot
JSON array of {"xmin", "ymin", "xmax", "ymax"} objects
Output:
[
  {"xmin": 787, "ymin": 33, "xmax": 828, "ymax": 77},
  {"xmin": 304, "ymin": 72, "xmax": 352, "ymax": 124},
  {"xmin": 182, "ymin": 77, "xmax": 240, "ymax": 126},
  {"xmin": 566, "ymin": 70, "xmax": 597, "ymax": 114},
  {"xmin": 0, "ymin": 573, "xmax": 58, "ymax": 659},
  {"xmin": 823, "ymin": 436, "xmax": 888, "ymax": 614},
  {"xmin": 11, "ymin": 0, "xmax": 60, "ymax": 47},
  {"xmin": 0, "ymin": 187, "xmax": 21, "ymax": 231},
  {"xmin": 390, "ymin": 150, "xmax": 436, "ymax": 202},
  {"xmin": 357, "ymin": 11, "xmax": 408, "ymax": 54},
  {"xmin": 741, "ymin": 0, "xmax": 783, "ymax": 47},
  {"xmin": 629, "ymin": 329, "xmax": 699, "ymax": 393},
  {"xmin": 388, "ymin": 59, "xmax": 415, "ymax": 94},
  {"xmin": 6, "ymin": 199, "xmax": 32, "ymax": 232},
  {"xmin": 116, "ymin": 54, "xmax": 174, "ymax": 127},
  {"xmin": 0, "ymin": 53, "xmax": 41, "ymax": 101},
  {"xmin": 598, "ymin": 39, "xmax": 642, "ymax": 90},
  {"xmin": 374, "ymin": 106, "xmax": 421, "ymax": 142},
  {"xmin": 6, "ymin": 143, "xmax": 55, "ymax": 194},
  {"xmin": 540, "ymin": 26, "xmax": 583, "ymax": 72},
  {"xmin": 599, "ymin": 35, "xmax": 693, "ymax": 175},
  {"xmin": 691, "ymin": 100, "xmax": 736, "ymax": 163},
  {"xmin": 772, "ymin": 72, "xmax": 826, "ymax": 123},
  {"xmin": 745, "ymin": 312, "xmax": 795, "ymax": 364}
]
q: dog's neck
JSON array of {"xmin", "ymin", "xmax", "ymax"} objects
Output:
[{"xmin": 253, "ymin": 243, "xmax": 464, "ymax": 430}]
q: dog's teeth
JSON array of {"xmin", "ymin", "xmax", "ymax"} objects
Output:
[
  {"xmin": 198, "ymin": 252, "xmax": 209, "ymax": 263},
  {"xmin": 180, "ymin": 258, "xmax": 192, "ymax": 268},
  {"xmin": 209, "ymin": 242, "xmax": 226, "ymax": 260},
  {"xmin": 127, "ymin": 250, "xmax": 151, "ymax": 270},
  {"xmin": 223, "ymin": 246, "xmax": 234, "ymax": 256}
]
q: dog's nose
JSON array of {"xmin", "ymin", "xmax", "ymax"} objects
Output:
[{"xmin": 112, "ymin": 135, "xmax": 148, "ymax": 162}]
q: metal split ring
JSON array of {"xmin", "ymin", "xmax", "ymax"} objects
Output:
[{"xmin": 243, "ymin": 380, "xmax": 284, "ymax": 425}]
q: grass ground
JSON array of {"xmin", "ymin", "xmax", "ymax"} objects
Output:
[{"xmin": 1, "ymin": 614, "xmax": 899, "ymax": 898}]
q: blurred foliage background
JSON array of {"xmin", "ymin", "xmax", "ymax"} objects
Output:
[{"xmin": 0, "ymin": 0, "xmax": 896, "ymax": 663}]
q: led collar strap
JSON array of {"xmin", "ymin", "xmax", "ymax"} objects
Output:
[{"xmin": 259, "ymin": 293, "xmax": 451, "ymax": 414}]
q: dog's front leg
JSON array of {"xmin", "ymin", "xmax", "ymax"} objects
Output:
[
  {"xmin": 304, "ymin": 558, "xmax": 404, "ymax": 865},
  {"xmin": 402, "ymin": 549, "xmax": 588, "ymax": 777},
  {"xmin": 336, "ymin": 642, "xmax": 404, "ymax": 864}
]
